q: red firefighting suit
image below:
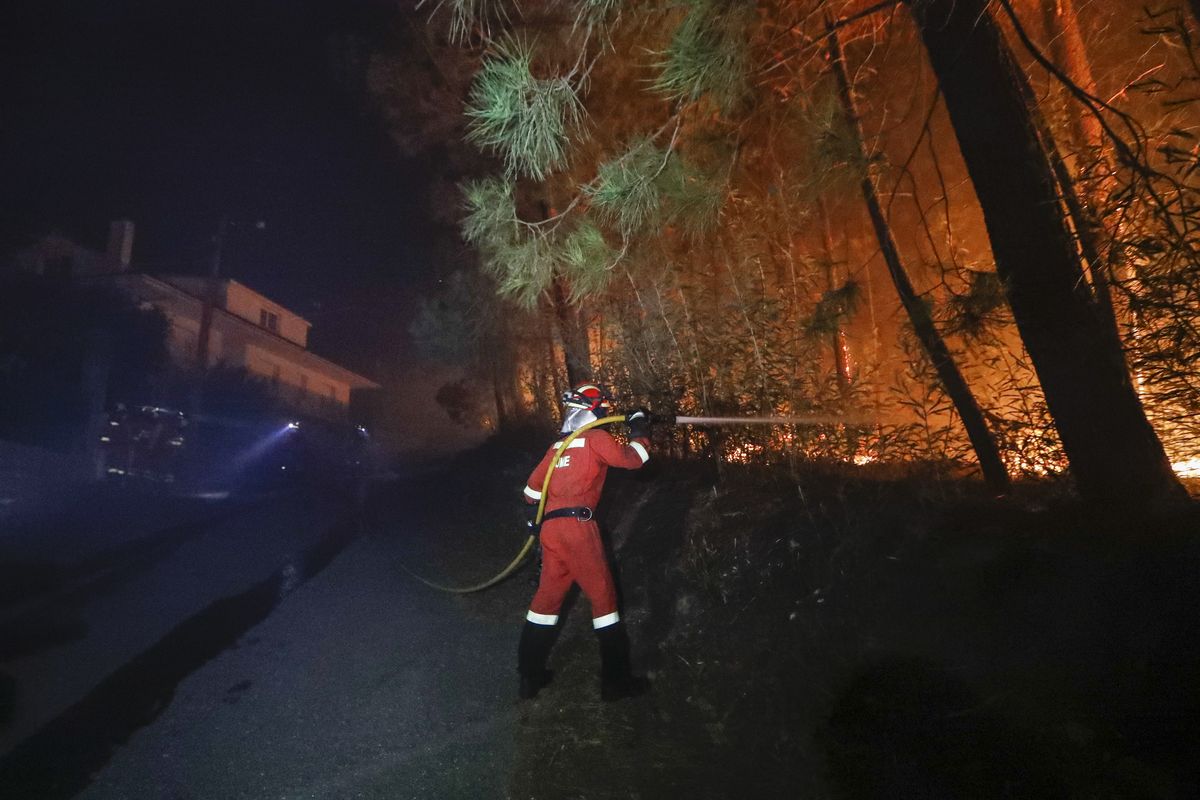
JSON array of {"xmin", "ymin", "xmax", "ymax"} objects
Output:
[{"xmin": 523, "ymin": 427, "xmax": 650, "ymax": 629}]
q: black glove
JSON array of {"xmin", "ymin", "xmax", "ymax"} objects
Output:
[
  {"xmin": 523, "ymin": 503, "xmax": 541, "ymax": 531},
  {"xmin": 625, "ymin": 408, "xmax": 651, "ymax": 439}
]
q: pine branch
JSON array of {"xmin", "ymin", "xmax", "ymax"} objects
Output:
[
  {"xmin": 587, "ymin": 138, "xmax": 667, "ymax": 236},
  {"xmin": 461, "ymin": 177, "xmax": 517, "ymax": 245},
  {"xmin": 588, "ymin": 132, "xmax": 728, "ymax": 239},
  {"xmin": 561, "ymin": 222, "xmax": 617, "ymax": 302},
  {"xmin": 806, "ymin": 279, "xmax": 862, "ymax": 338},
  {"xmin": 651, "ymin": 0, "xmax": 751, "ymax": 113},
  {"xmin": 419, "ymin": 0, "xmax": 509, "ymax": 44},
  {"xmin": 466, "ymin": 38, "xmax": 586, "ymax": 181}
]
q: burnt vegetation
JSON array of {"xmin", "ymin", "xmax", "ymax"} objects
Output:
[{"xmin": 387, "ymin": 436, "xmax": 1200, "ymax": 796}]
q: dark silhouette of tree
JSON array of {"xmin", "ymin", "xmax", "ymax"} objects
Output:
[
  {"xmin": 904, "ymin": 0, "xmax": 1185, "ymax": 508},
  {"xmin": 0, "ymin": 276, "xmax": 168, "ymax": 450},
  {"xmin": 828, "ymin": 23, "xmax": 1011, "ymax": 495}
]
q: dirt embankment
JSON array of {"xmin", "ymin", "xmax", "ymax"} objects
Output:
[{"xmin": 389, "ymin": 435, "xmax": 1200, "ymax": 799}]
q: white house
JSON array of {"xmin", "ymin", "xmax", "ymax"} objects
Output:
[
  {"xmin": 13, "ymin": 220, "xmax": 379, "ymax": 415},
  {"xmin": 105, "ymin": 272, "xmax": 379, "ymax": 410}
]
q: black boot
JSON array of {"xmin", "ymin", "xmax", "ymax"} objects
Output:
[
  {"xmin": 596, "ymin": 622, "xmax": 649, "ymax": 702},
  {"xmin": 517, "ymin": 620, "xmax": 556, "ymax": 700}
]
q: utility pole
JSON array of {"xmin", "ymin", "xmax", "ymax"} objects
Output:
[{"xmin": 195, "ymin": 215, "xmax": 229, "ymax": 371}]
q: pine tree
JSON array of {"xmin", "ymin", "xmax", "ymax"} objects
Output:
[
  {"xmin": 399, "ymin": 0, "xmax": 1195, "ymax": 497},
  {"xmin": 904, "ymin": 0, "xmax": 1185, "ymax": 508},
  {"xmin": 827, "ymin": 22, "xmax": 1011, "ymax": 494}
]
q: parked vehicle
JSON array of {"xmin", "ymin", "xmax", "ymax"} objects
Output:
[
  {"xmin": 99, "ymin": 404, "xmax": 376, "ymax": 500},
  {"xmin": 99, "ymin": 404, "xmax": 188, "ymax": 485}
]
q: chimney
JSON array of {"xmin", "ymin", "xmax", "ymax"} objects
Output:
[{"xmin": 106, "ymin": 219, "xmax": 135, "ymax": 272}]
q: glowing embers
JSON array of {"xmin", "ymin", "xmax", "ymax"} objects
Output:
[
  {"xmin": 721, "ymin": 440, "xmax": 763, "ymax": 464},
  {"xmin": 712, "ymin": 426, "xmax": 877, "ymax": 466},
  {"xmin": 1134, "ymin": 374, "xmax": 1200, "ymax": 480},
  {"xmin": 1147, "ymin": 409, "xmax": 1200, "ymax": 480},
  {"xmin": 1170, "ymin": 457, "xmax": 1200, "ymax": 479},
  {"xmin": 1147, "ymin": 420, "xmax": 1200, "ymax": 479},
  {"xmin": 1000, "ymin": 439, "xmax": 1069, "ymax": 478}
]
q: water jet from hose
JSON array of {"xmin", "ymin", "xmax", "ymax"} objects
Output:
[{"xmin": 669, "ymin": 414, "xmax": 872, "ymax": 426}]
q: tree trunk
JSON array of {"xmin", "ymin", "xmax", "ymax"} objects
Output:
[
  {"xmin": 551, "ymin": 277, "xmax": 593, "ymax": 387},
  {"xmin": 906, "ymin": 0, "xmax": 1184, "ymax": 508},
  {"xmin": 1037, "ymin": 117, "xmax": 1121, "ymax": 337},
  {"xmin": 487, "ymin": 311, "xmax": 521, "ymax": 429},
  {"xmin": 818, "ymin": 198, "xmax": 853, "ymax": 397},
  {"xmin": 490, "ymin": 360, "xmax": 510, "ymax": 429},
  {"xmin": 1030, "ymin": 0, "xmax": 1121, "ymax": 339},
  {"xmin": 1038, "ymin": 0, "xmax": 1102, "ymax": 148},
  {"xmin": 540, "ymin": 320, "xmax": 562, "ymax": 417},
  {"xmin": 535, "ymin": 199, "xmax": 593, "ymax": 388},
  {"xmin": 828, "ymin": 24, "xmax": 1011, "ymax": 495}
]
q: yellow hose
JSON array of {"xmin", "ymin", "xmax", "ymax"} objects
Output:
[{"xmin": 398, "ymin": 415, "xmax": 626, "ymax": 594}]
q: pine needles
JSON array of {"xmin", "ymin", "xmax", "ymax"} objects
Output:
[
  {"xmin": 806, "ymin": 280, "xmax": 862, "ymax": 338},
  {"xmin": 466, "ymin": 38, "xmax": 586, "ymax": 181},
  {"xmin": 944, "ymin": 270, "xmax": 1007, "ymax": 341},
  {"xmin": 659, "ymin": 151, "xmax": 726, "ymax": 235},
  {"xmin": 561, "ymin": 223, "xmax": 617, "ymax": 301},
  {"xmin": 461, "ymin": 177, "xmax": 554, "ymax": 308},
  {"xmin": 420, "ymin": 0, "xmax": 499, "ymax": 44},
  {"xmin": 588, "ymin": 138, "xmax": 727, "ymax": 239},
  {"xmin": 461, "ymin": 177, "xmax": 516, "ymax": 245},
  {"xmin": 461, "ymin": 175, "xmax": 619, "ymax": 308},
  {"xmin": 574, "ymin": 0, "xmax": 622, "ymax": 30},
  {"xmin": 588, "ymin": 138, "xmax": 668, "ymax": 236},
  {"xmin": 652, "ymin": 0, "xmax": 752, "ymax": 113}
]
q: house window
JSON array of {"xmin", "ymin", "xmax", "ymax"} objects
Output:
[{"xmin": 259, "ymin": 309, "xmax": 279, "ymax": 333}]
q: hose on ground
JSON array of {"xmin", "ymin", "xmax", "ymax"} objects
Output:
[{"xmin": 397, "ymin": 415, "xmax": 627, "ymax": 594}]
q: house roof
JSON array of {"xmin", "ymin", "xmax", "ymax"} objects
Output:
[
  {"xmin": 160, "ymin": 275, "xmax": 314, "ymax": 330},
  {"xmin": 226, "ymin": 278, "xmax": 313, "ymax": 328},
  {"xmin": 96, "ymin": 273, "xmax": 380, "ymax": 390}
]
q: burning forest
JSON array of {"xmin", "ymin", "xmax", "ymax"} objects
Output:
[{"xmin": 385, "ymin": 0, "xmax": 1200, "ymax": 505}]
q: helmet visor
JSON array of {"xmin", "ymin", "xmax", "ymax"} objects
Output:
[{"xmin": 560, "ymin": 406, "xmax": 599, "ymax": 434}]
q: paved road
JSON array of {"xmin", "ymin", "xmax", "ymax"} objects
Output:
[
  {"xmin": 1, "ymin": 491, "xmax": 339, "ymax": 755},
  {"xmin": 80, "ymin": 532, "xmax": 517, "ymax": 799},
  {"xmin": 0, "ymin": 485, "xmax": 517, "ymax": 799}
]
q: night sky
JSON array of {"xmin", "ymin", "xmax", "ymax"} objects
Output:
[{"xmin": 3, "ymin": 0, "xmax": 446, "ymax": 374}]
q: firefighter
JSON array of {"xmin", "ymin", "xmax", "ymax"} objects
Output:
[{"xmin": 517, "ymin": 383, "xmax": 652, "ymax": 702}]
